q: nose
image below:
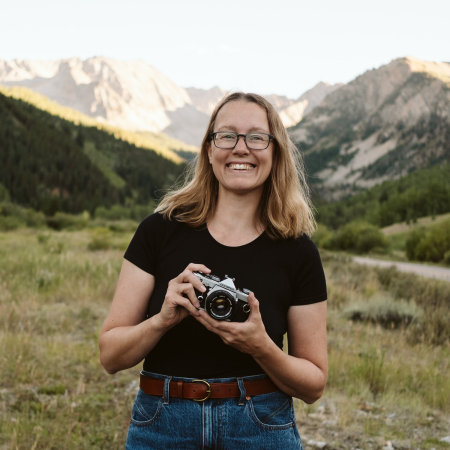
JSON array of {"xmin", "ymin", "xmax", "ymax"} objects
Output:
[{"xmin": 232, "ymin": 135, "xmax": 249, "ymax": 154}]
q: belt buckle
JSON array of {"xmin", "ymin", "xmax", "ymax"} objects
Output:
[{"xmin": 192, "ymin": 379, "xmax": 211, "ymax": 402}]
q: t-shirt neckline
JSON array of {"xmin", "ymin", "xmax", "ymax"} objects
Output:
[{"xmin": 205, "ymin": 225, "xmax": 266, "ymax": 249}]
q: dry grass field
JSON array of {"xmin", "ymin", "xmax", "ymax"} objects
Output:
[{"xmin": 0, "ymin": 229, "xmax": 449, "ymax": 449}]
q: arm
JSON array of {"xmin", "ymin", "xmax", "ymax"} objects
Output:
[
  {"xmin": 99, "ymin": 260, "xmax": 210, "ymax": 375},
  {"xmin": 252, "ymin": 300, "xmax": 328, "ymax": 403},
  {"xmin": 192, "ymin": 294, "xmax": 327, "ymax": 403}
]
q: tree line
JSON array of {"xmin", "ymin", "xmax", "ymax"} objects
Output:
[{"xmin": 0, "ymin": 91, "xmax": 186, "ymax": 216}]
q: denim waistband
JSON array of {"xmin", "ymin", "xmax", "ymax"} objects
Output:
[{"xmin": 140, "ymin": 369, "xmax": 269, "ymax": 384}]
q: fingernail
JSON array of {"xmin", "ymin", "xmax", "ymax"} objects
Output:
[{"xmin": 200, "ymin": 286, "xmax": 206, "ymax": 292}]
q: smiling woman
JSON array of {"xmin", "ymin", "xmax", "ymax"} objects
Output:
[{"xmin": 99, "ymin": 92, "xmax": 328, "ymax": 450}]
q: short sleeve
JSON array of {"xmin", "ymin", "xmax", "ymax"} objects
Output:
[
  {"xmin": 291, "ymin": 236, "xmax": 327, "ymax": 306},
  {"xmin": 123, "ymin": 213, "xmax": 166, "ymax": 275}
]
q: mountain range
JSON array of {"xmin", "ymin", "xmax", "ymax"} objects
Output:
[
  {"xmin": 2, "ymin": 54, "xmax": 449, "ymax": 208},
  {"xmin": 290, "ymin": 56, "xmax": 450, "ymax": 199},
  {"xmin": 0, "ymin": 57, "xmax": 340, "ymax": 146}
]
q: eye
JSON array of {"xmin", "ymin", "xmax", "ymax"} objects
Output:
[
  {"xmin": 248, "ymin": 133, "xmax": 265, "ymax": 141},
  {"xmin": 217, "ymin": 132, "xmax": 236, "ymax": 140}
]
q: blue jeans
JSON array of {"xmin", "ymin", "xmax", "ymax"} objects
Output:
[{"xmin": 125, "ymin": 370, "xmax": 303, "ymax": 450}]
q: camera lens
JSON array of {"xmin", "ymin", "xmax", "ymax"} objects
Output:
[
  {"xmin": 211, "ymin": 298, "xmax": 229, "ymax": 315},
  {"xmin": 205, "ymin": 291, "xmax": 235, "ymax": 320}
]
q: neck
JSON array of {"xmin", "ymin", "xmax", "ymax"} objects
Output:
[{"xmin": 208, "ymin": 187, "xmax": 265, "ymax": 244}]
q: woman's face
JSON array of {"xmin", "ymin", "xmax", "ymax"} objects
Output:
[{"xmin": 207, "ymin": 101, "xmax": 274, "ymax": 196}]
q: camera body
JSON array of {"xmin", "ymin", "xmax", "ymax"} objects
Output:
[{"xmin": 193, "ymin": 272, "xmax": 251, "ymax": 322}]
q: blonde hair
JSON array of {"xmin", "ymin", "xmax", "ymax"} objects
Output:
[{"xmin": 155, "ymin": 92, "xmax": 316, "ymax": 239}]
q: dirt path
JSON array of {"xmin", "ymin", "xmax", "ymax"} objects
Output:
[{"xmin": 353, "ymin": 256, "xmax": 450, "ymax": 282}]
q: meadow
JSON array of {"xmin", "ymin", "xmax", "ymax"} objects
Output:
[{"xmin": 0, "ymin": 227, "xmax": 449, "ymax": 449}]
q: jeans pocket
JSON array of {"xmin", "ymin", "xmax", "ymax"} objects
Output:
[
  {"xmin": 247, "ymin": 391, "xmax": 295, "ymax": 430},
  {"xmin": 130, "ymin": 389, "xmax": 163, "ymax": 427}
]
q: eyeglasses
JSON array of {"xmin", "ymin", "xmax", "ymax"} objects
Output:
[{"xmin": 210, "ymin": 132, "xmax": 274, "ymax": 150}]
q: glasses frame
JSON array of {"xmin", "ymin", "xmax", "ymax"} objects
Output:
[{"xmin": 210, "ymin": 131, "xmax": 274, "ymax": 150}]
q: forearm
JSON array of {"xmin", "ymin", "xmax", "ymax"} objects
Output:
[
  {"xmin": 99, "ymin": 314, "xmax": 168, "ymax": 374},
  {"xmin": 252, "ymin": 336, "xmax": 327, "ymax": 403}
]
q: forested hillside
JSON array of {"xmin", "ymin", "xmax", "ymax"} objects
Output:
[
  {"xmin": 0, "ymin": 90, "xmax": 186, "ymax": 215},
  {"xmin": 317, "ymin": 163, "xmax": 450, "ymax": 229}
]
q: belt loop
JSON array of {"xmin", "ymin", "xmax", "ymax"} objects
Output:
[
  {"xmin": 163, "ymin": 376, "xmax": 172, "ymax": 404},
  {"xmin": 237, "ymin": 378, "xmax": 246, "ymax": 406}
]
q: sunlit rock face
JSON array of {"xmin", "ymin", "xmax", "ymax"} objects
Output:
[
  {"xmin": 0, "ymin": 57, "xmax": 341, "ymax": 146},
  {"xmin": 289, "ymin": 56, "xmax": 450, "ymax": 199},
  {"xmin": 0, "ymin": 57, "xmax": 210, "ymax": 146}
]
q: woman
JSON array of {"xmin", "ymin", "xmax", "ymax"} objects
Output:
[{"xmin": 99, "ymin": 92, "xmax": 328, "ymax": 449}]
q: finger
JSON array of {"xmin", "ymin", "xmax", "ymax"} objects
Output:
[
  {"xmin": 179, "ymin": 283, "xmax": 201, "ymax": 309},
  {"xmin": 194, "ymin": 310, "xmax": 233, "ymax": 333},
  {"xmin": 184, "ymin": 271, "xmax": 208, "ymax": 295},
  {"xmin": 248, "ymin": 293, "xmax": 261, "ymax": 318},
  {"xmin": 175, "ymin": 295, "xmax": 201, "ymax": 316},
  {"xmin": 176, "ymin": 268, "xmax": 208, "ymax": 294},
  {"xmin": 186, "ymin": 263, "xmax": 211, "ymax": 274}
]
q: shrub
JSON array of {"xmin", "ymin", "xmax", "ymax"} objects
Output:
[
  {"xmin": 0, "ymin": 215, "xmax": 24, "ymax": 230},
  {"xmin": 0, "ymin": 202, "xmax": 46, "ymax": 229},
  {"xmin": 325, "ymin": 220, "xmax": 388, "ymax": 253},
  {"xmin": 95, "ymin": 202, "xmax": 154, "ymax": 222},
  {"xmin": 405, "ymin": 228, "xmax": 426, "ymax": 260},
  {"xmin": 95, "ymin": 205, "xmax": 130, "ymax": 221},
  {"xmin": 444, "ymin": 250, "xmax": 450, "ymax": 266},
  {"xmin": 345, "ymin": 294, "xmax": 420, "ymax": 328},
  {"xmin": 46, "ymin": 211, "xmax": 90, "ymax": 230},
  {"xmin": 312, "ymin": 223, "xmax": 333, "ymax": 248},
  {"xmin": 406, "ymin": 218, "xmax": 450, "ymax": 262},
  {"xmin": 88, "ymin": 228, "xmax": 112, "ymax": 251}
]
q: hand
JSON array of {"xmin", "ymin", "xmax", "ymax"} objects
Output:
[
  {"xmin": 191, "ymin": 292, "xmax": 269, "ymax": 357},
  {"xmin": 156, "ymin": 263, "xmax": 211, "ymax": 330}
]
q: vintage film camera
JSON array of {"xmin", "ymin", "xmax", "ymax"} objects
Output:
[{"xmin": 193, "ymin": 272, "xmax": 251, "ymax": 322}]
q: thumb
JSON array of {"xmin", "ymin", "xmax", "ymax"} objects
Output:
[{"xmin": 248, "ymin": 292, "xmax": 260, "ymax": 318}]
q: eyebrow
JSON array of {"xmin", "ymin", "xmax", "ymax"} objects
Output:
[{"xmin": 216, "ymin": 125, "xmax": 270, "ymax": 133}]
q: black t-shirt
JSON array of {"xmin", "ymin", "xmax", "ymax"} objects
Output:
[{"xmin": 124, "ymin": 213, "xmax": 327, "ymax": 378}]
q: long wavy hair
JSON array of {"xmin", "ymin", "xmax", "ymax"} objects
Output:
[{"xmin": 155, "ymin": 92, "xmax": 315, "ymax": 239}]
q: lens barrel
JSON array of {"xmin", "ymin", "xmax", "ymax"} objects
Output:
[{"xmin": 205, "ymin": 290, "xmax": 235, "ymax": 320}]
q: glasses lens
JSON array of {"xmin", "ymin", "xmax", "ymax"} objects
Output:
[
  {"xmin": 246, "ymin": 133, "xmax": 270, "ymax": 149},
  {"xmin": 214, "ymin": 132, "xmax": 237, "ymax": 149}
]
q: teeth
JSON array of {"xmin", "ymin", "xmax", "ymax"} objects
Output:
[{"xmin": 228, "ymin": 164, "xmax": 254, "ymax": 170}]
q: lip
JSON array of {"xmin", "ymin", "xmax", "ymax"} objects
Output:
[
  {"xmin": 225, "ymin": 162, "xmax": 256, "ymax": 172},
  {"xmin": 226, "ymin": 161, "xmax": 256, "ymax": 167}
]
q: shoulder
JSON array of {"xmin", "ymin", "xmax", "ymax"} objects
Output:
[{"xmin": 269, "ymin": 232, "xmax": 320, "ymax": 258}]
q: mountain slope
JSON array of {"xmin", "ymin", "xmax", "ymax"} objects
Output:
[
  {"xmin": 0, "ymin": 57, "xmax": 210, "ymax": 146},
  {"xmin": 0, "ymin": 87, "xmax": 185, "ymax": 215},
  {"xmin": 290, "ymin": 57, "xmax": 450, "ymax": 198},
  {"xmin": 279, "ymin": 82, "xmax": 343, "ymax": 127}
]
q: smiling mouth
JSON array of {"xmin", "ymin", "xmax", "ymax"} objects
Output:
[{"xmin": 226, "ymin": 163, "xmax": 256, "ymax": 171}]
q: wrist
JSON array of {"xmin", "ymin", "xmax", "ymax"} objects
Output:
[
  {"xmin": 250, "ymin": 333, "xmax": 274, "ymax": 360},
  {"xmin": 150, "ymin": 313, "xmax": 172, "ymax": 334}
]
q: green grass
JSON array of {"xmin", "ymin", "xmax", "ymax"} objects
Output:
[{"xmin": 1, "ymin": 232, "xmax": 449, "ymax": 448}]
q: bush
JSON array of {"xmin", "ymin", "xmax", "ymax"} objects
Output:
[
  {"xmin": 95, "ymin": 205, "xmax": 130, "ymax": 221},
  {"xmin": 0, "ymin": 183, "xmax": 11, "ymax": 202},
  {"xmin": 0, "ymin": 202, "xmax": 46, "ymax": 229},
  {"xmin": 312, "ymin": 223, "xmax": 333, "ymax": 248},
  {"xmin": 324, "ymin": 220, "xmax": 388, "ymax": 253},
  {"xmin": 405, "ymin": 228, "xmax": 426, "ymax": 260},
  {"xmin": 444, "ymin": 250, "xmax": 450, "ymax": 266},
  {"xmin": 345, "ymin": 294, "xmax": 420, "ymax": 328},
  {"xmin": 88, "ymin": 228, "xmax": 112, "ymax": 251},
  {"xmin": 405, "ymin": 218, "xmax": 450, "ymax": 263},
  {"xmin": 0, "ymin": 215, "xmax": 24, "ymax": 230},
  {"xmin": 46, "ymin": 211, "xmax": 90, "ymax": 230},
  {"xmin": 95, "ymin": 202, "xmax": 154, "ymax": 222}
]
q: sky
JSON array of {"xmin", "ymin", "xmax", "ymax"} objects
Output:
[{"xmin": 1, "ymin": 0, "xmax": 449, "ymax": 98}]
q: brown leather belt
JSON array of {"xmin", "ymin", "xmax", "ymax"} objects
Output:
[{"xmin": 139, "ymin": 374, "xmax": 279, "ymax": 402}]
